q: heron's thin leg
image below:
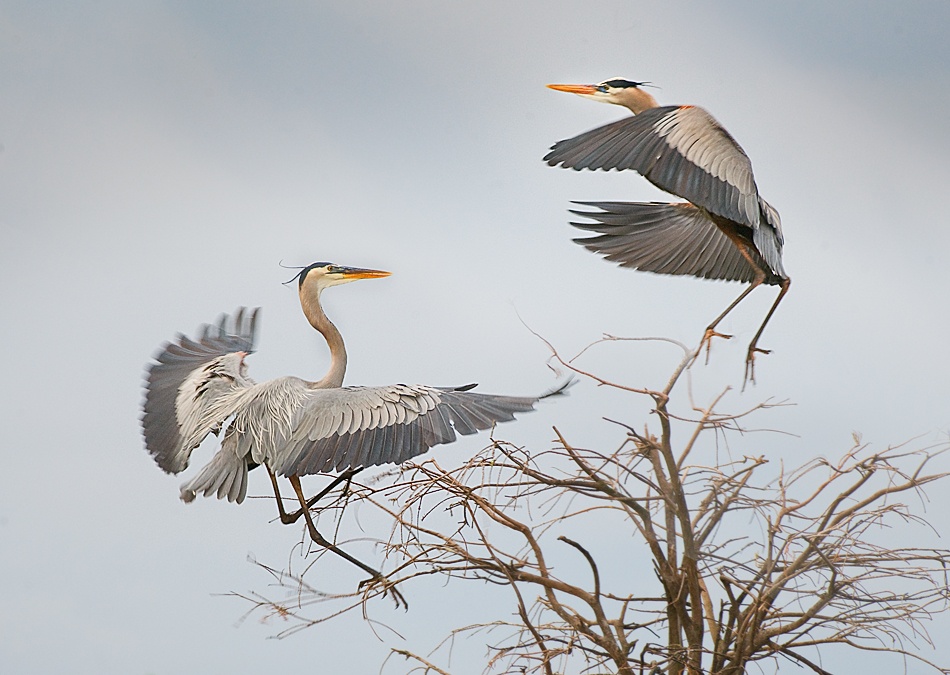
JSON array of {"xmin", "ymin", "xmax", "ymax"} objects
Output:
[
  {"xmin": 698, "ymin": 231, "xmax": 773, "ymax": 363},
  {"xmin": 287, "ymin": 475, "xmax": 373, "ymax": 572},
  {"xmin": 287, "ymin": 475, "xmax": 407, "ymax": 608},
  {"xmin": 266, "ymin": 465, "xmax": 294, "ymax": 523},
  {"xmin": 743, "ymin": 277, "xmax": 791, "ymax": 387},
  {"xmin": 267, "ymin": 465, "xmax": 363, "ymax": 525},
  {"xmin": 699, "ymin": 279, "xmax": 761, "ymax": 363}
]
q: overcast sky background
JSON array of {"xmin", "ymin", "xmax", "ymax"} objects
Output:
[{"xmin": 3, "ymin": 2, "xmax": 950, "ymax": 673}]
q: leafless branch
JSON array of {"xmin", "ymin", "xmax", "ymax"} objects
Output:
[{"xmin": 234, "ymin": 334, "xmax": 950, "ymax": 675}]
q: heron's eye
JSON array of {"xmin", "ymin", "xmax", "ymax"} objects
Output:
[
  {"xmin": 327, "ymin": 265, "xmax": 339, "ymax": 273},
  {"xmin": 597, "ymin": 84, "xmax": 609, "ymax": 93}
]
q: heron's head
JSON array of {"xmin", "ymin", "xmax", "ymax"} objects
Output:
[
  {"xmin": 547, "ymin": 79, "xmax": 658, "ymax": 114},
  {"xmin": 293, "ymin": 262, "xmax": 391, "ymax": 295}
]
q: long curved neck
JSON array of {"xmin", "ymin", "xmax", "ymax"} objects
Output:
[
  {"xmin": 299, "ymin": 282, "xmax": 346, "ymax": 388},
  {"xmin": 618, "ymin": 87, "xmax": 659, "ymax": 114}
]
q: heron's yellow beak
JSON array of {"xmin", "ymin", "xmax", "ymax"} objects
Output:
[
  {"xmin": 339, "ymin": 267, "xmax": 391, "ymax": 280},
  {"xmin": 547, "ymin": 83, "xmax": 599, "ymax": 95}
]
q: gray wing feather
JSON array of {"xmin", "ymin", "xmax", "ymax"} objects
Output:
[
  {"xmin": 570, "ymin": 201, "xmax": 760, "ymax": 283},
  {"xmin": 276, "ymin": 386, "xmax": 546, "ymax": 476},
  {"xmin": 544, "ymin": 106, "xmax": 761, "ymax": 230},
  {"xmin": 142, "ymin": 308, "xmax": 259, "ymax": 474},
  {"xmin": 753, "ymin": 198, "xmax": 787, "ymax": 279}
]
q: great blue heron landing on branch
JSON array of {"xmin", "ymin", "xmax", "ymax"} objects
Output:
[
  {"xmin": 544, "ymin": 79, "xmax": 790, "ymax": 384},
  {"xmin": 142, "ymin": 263, "xmax": 566, "ymax": 594}
]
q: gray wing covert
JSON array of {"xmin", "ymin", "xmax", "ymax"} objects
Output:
[
  {"xmin": 753, "ymin": 197, "xmax": 787, "ymax": 280},
  {"xmin": 544, "ymin": 106, "xmax": 762, "ymax": 229},
  {"xmin": 570, "ymin": 201, "xmax": 759, "ymax": 283},
  {"xmin": 142, "ymin": 308, "xmax": 259, "ymax": 474},
  {"xmin": 276, "ymin": 384, "xmax": 547, "ymax": 476}
]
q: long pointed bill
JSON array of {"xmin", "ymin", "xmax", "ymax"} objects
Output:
[
  {"xmin": 338, "ymin": 266, "xmax": 391, "ymax": 280},
  {"xmin": 547, "ymin": 83, "xmax": 599, "ymax": 95}
]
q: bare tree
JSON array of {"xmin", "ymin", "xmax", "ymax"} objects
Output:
[{"xmin": 235, "ymin": 337, "xmax": 950, "ymax": 675}]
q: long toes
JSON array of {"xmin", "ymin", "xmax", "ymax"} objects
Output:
[
  {"xmin": 702, "ymin": 328, "xmax": 733, "ymax": 347},
  {"xmin": 358, "ymin": 575, "xmax": 409, "ymax": 610},
  {"xmin": 743, "ymin": 354, "xmax": 757, "ymax": 386},
  {"xmin": 743, "ymin": 364, "xmax": 756, "ymax": 388},
  {"xmin": 743, "ymin": 344, "xmax": 774, "ymax": 388},
  {"xmin": 700, "ymin": 329, "xmax": 733, "ymax": 364},
  {"xmin": 706, "ymin": 329, "xmax": 733, "ymax": 341}
]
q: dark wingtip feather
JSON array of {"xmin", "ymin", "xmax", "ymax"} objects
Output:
[{"xmin": 539, "ymin": 378, "xmax": 576, "ymax": 400}]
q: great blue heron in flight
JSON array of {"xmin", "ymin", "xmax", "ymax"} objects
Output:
[
  {"xmin": 544, "ymin": 79, "xmax": 790, "ymax": 382},
  {"xmin": 142, "ymin": 262, "xmax": 561, "ymax": 584}
]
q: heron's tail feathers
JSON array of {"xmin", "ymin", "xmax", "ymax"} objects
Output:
[{"xmin": 179, "ymin": 448, "xmax": 249, "ymax": 504}]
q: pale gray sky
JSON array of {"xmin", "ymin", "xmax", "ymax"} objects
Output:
[{"xmin": 2, "ymin": 2, "xmax": 949, "ymax": 673}]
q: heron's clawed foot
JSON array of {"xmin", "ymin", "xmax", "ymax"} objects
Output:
[
  {"xmin": 743, "ymin": 344, "xmax": 772, "ymax": 388},
  {"xmin": 358, "ymin": 573, "xmax": 409, "ymax": 610},
  {"xmin": 700, "ymin": 328, "xmax": 733, "ymax": 364}
]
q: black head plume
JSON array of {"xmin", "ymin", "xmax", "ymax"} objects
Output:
[
  {"xmin": 600, "ymin": 78, "xmax": 650, "ymax": 89},
  {"xmin": 279, "ymin": 260, "xmax": 332, "ymax": 288}
]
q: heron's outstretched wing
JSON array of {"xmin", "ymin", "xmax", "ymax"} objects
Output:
[
  {"xmin": 545, "ymin": 105, "xmax": 762, "ymax": 230},
  {"xmin": 570, "ymin": 201, "xmax": 760, "ymax": 283},
  {"xmin": 274, "ymin": 382, "xmax": 568, "ymax": 476},
  {"xmin": 142, "ymin": 308, "xmax": 259, "ymax": 474}
]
